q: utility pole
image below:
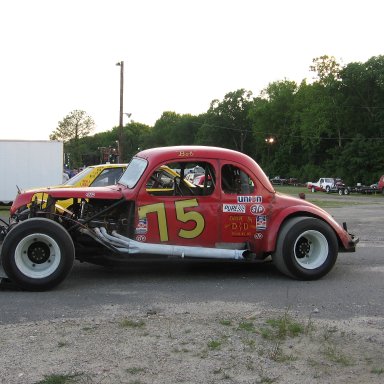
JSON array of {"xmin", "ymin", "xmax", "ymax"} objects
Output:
[{"xmin": 116, "ymin": 61, "xmax": 124, "ymax": 162}]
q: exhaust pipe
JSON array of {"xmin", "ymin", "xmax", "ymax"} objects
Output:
[{"xmin": 94, "ymin": 227, "xmax": 246, "ymax": 260}]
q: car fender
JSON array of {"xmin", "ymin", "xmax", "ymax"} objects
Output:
[{"xmin": 263, "ymin": 205, "xmax": 353, "ymax": 252}]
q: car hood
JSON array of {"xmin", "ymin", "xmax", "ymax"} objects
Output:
[{"xmin": 10, "ymin": 185, "xmax": 125, "ymax": 215}]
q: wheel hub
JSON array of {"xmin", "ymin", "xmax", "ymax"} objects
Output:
[
  {"xmin": 27, "ymin": 241, "xmax": 51, "ymax": 264},
  {"xmin": 296, "ymin": 238, "xmax": 311, "ymax": 258}
]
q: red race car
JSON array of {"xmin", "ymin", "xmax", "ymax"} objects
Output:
[{"xmin": 0, "ymin": 146, "xmax": 358, "ymax": 290}]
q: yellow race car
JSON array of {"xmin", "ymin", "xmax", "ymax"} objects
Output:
[
  {"xmin": 64, "ymin": 164, "xmax": 126, "ymax": 188},
  {"xmin": 11, "ymin": 164, "xmax": 127, "ymax": 217}
]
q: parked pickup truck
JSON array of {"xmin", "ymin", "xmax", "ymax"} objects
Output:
[
  {"xmin": 0, "ymin": 146, "xmax": 358, "ymax": 291},
  {"xmin": 307, "ymin": 178, "xmax": 335, "ymax": 193}
]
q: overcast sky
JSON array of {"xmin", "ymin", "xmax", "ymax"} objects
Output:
[{"xmin": 1, "ymin": 0, "xmax": 382, "ymax": 140}]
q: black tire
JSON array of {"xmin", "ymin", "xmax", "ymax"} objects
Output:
[
  {"xmin": 338, "ymin": 189, "xmax": 343, "ymax": 196},
  {"xmin": 1, "ymin": 218, "xmax": 75, "ymax": 291},
  {"xmin": 325, "ymin": 185, "xmax": 331, "ymax": 193},
  {"xmin": 272, "ymin": 217, "xmax": 338, "ymax": 280},
  {"xmin": 344, "ymin": 188, "xmax": 350, "ymax": 195}
]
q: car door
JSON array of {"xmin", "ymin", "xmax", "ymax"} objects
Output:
[
  {"xmin": 134, "ymin": 160, "xmax": 220, "ymax": 247},
  {"xmin": 220, "ymin": 162, "xmax": 269, "ymax": 251}
]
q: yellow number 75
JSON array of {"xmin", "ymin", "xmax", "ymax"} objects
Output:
[{"xmin": 138, "ymin": 199, "xmax": 205, "ymax": 242}]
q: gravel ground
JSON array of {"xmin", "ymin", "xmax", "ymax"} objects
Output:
[
  {"xmin": 1, "ymin": 302, "xmax": 384, "ymax": 384},
  {"xmin": 1, "ymin": 196, "xmax": 384, "ymax": 383}
]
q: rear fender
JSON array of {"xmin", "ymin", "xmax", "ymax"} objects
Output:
[{"xmin": 264, "ymin": 206, "xmax": 353, "ymax": 253}]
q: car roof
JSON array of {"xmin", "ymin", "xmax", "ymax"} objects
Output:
[{"xmin": 135, "ymin": 146, "xmax": 274, "ymax": 192}]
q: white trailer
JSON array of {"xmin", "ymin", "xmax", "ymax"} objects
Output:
[{"xmin": 0, "ymin": 140, "xmax": 63, "ymax": 204}]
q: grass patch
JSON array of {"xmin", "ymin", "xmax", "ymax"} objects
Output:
[
  {"xmin": 310, "ymin": 199, "xmax": 364, "ymax": 208},
  {"xmin": 260, "ymin": 313, "xmax": 304, "ymax": 341},
  {"xmin": 258, "ymin": 376, "xmax": 278, "ymax": 383},
  {"xmin": 119, "ymin": 318, "xmax": 145, "ymax": 329},
  {"xmin": 219, "ymin": 319, "xmax": 232, "ymax": 326},
  {"xmin": 207, "ymin": 339, "xmax": 222, "ymax": 350},
  {"xmin": 238, "ymin": 321, "xmax": 256, "ymax": 332},
  {"xmin": 371, "ymin": 367, "xmax": 384, "ymax": 375},
  {"xmin": 322, "ymin": 343, "xmax": 353, "ymax": 366},
  {"xmin": 268, "ymin": 342, "xmax": 297, "ymax": 363},
  {"xmin": 126, "ymin": 367, "xmax": 146, "ymax": 374},
  {"xmin": 34, "ymin": 373, "xmax": 83, "ymax": 384},
  {"xmin": 242, "ymin": 338, "xmax": 256, "ymax": 351}
]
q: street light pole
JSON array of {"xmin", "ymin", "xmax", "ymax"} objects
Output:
[{"xmin": 116, "ymin": 61, "xmax": 124, "ymax": 162}]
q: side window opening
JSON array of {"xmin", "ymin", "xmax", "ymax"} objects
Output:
[
  {"xmin": 221, "ymin": 164, "xmax": 254, "ymax": 194},
  {"xmin": 146, "ymin": 161, "xmax": 216, "ymax": 196}
]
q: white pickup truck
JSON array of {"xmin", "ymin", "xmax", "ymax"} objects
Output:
[{"xmin": 307, "ymin": 178, "xmax": 335, "ymax": 193}]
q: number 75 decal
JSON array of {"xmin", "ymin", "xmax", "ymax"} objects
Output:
[{"xmin": 138, "ymin": 198, "xmax": 205, "ymax": 242}]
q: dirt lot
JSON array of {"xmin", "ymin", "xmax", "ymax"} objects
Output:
[
  {"xmin": 1, "ymin": 195, "xmax": 384, "ymax": 383},
  {"xmin": 1, "ymin": 302, "xmax": 384, "ymax": 384}
]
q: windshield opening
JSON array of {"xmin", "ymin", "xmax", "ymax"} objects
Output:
[
  {"xmin": 119, "ymin": 157, "xmax": 148, "ymax": 188},
  {"xmin": 64, "ymin": 167, "xmax": 94, "ymax": 186}
]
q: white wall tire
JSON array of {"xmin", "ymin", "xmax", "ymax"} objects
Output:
[
  {"xmin": 1, "ymin": 218, "xmax": 74, "ymax": 291},
  {"xmin": 293, "ymin": 230, "xmax": 328, "ymax": 269},
  {"xmin": 14, "ymin": 233, "xmax": 62, "ymax": 279},
  {"xmin": 272, "ymin": 217, "xmax": 338, "ymax": 280}
]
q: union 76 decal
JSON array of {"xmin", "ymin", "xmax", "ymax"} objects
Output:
[{"xmin": 237, "ymin": 196, "xmax": 262, "ymax": 203}]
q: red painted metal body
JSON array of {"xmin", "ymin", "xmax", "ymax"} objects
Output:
[{"xmin": 10, "ymin": 146, "xmax": 356, "ymax": 255}]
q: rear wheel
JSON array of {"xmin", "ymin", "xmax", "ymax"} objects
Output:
[
  {"xmin": 1, "ymin": 218, "xmax": 75, "ymax": 291},
  {"xmin": 272, "ymin": 217, "xmax": 338, "ymax": 280}
]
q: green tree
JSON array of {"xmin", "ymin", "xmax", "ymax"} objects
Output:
[
  {"xmin": 148, "ymin": 112, "xmax": 203, "ymax": 148},
  {"xmin": 310, "ymin": 55, "xmax": 341, "ymax": 86},
  {"xmin": 196, "ymin": 89, "xmax": 254, "ymax": 154},
  {"xmin": 249, "ymin": 80, "xmax": 298, "ymax": 176},
  {"xmin": 50, "ymin": 110, "xmax": 95, "ymax": 142},
  {"xmin": 50, "ymin": 110, "xmax": 95, "ymax": 168}
]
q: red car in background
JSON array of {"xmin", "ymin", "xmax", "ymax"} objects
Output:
[{"xmin": 378, "ymin": 175, "xmax": 384, "ymax": 194}]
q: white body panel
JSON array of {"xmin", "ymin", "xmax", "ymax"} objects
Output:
[{"xmin": 0, "ymin": 140, "xmax": 63, "ymax": 203}]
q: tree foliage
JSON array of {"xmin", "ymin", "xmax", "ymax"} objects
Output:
[
  {"xmin": 50, "ymin": 110, "xmax": 95, "ymax": 142},
  {"xmin": 196, "ymin": 89, "xmax": 254, "ymax": 154},
  {"xmin": 65, "ymin": 55, "xmax": 384, "ymax": 185},
  {"xmin": 50, "ymin": 110, "xmax": 95, "ymax": 168}
]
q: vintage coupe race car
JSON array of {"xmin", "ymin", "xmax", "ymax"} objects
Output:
[{"xmin": 0, "ymin": 146, "xmax": 358, "ymax": 291}]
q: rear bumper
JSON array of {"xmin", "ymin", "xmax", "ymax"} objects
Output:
[{"xmin": 339, "ymin": 233, "xmax": 359, "ymax": 253}]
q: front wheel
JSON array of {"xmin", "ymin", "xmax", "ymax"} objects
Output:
[
  {"xmin": 272, "ymin": 217, "xmax": 338, "ymax": 280},
  {"xmin": 1, "ymin": 218, "xmax": 75, "ymax": 291}
]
